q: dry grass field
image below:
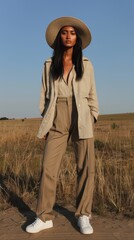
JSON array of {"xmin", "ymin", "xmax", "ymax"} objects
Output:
[{"xmin": 0, "ymin": 113, "xmax": 134, "ymax": 217}]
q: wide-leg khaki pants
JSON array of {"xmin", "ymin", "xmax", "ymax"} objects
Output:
[{"xmin": 36, "ymin": 97, "xmax": 95, "ymax": 221}]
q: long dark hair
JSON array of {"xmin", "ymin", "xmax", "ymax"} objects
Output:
[{"xmin": 50, "ymin": 28, "xmax": 83, "ymax": 80}]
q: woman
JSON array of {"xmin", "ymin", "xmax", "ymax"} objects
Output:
[{"xmin": 26, "ymin": 16, "xmax": 99, "ymax": 235}]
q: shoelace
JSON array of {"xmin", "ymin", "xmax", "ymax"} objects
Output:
[
  {"xmin": 32, "ymin": 218, "xmax": 40, "ymax": 226},
  {"xmin": 80, "ymin": 216, "xmax": 89, "ymax": 227}
]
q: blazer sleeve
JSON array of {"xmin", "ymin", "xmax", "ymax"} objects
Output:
[
  {"xmin": 88, "ymin": 61, "xmax": 99, "ymax": 121},
  {"xmin": 39, "ymin": 63, "xmax": 46, "ymax": 116}
]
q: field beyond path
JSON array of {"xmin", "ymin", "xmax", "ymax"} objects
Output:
[
  {"xmin": 0, "ymin": 113, "xmax": 134, "ymax": 240},
  {"xmin": 0, "ymin": 204, "xmax": 134, "ymax": 240}
]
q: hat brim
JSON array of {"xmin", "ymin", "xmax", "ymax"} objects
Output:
[{"xmin": 45, "ymin": 16, "xmax": 92, "ymax": 49}]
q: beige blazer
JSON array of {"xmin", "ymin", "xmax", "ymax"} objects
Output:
[{"xmin": 37, "ymin": 57, "xmax": 99, "ymax": 139}]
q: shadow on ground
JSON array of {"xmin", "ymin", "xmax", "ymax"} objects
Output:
[{"xmin": 0, "ymin": 174, "xmax": 79, "ymax": 232}]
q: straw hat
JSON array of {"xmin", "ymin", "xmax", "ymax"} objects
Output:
[{"xmin": 45, "ymin": 16, "xmax": 92, "ymax": 49}]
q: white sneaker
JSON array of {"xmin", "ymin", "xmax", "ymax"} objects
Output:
[
  {"xmin": 26, "ymin": 217, "xmax": 53, "ymax": 233},
  {"xmin": 77, "ymin": 215, "xmax": 93, "ymax": 234}
]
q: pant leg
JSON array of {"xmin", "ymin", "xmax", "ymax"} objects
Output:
[
  {"xmin": 73, "ymin": 137, "xmax": 95, "ymax": 217},
  {"xmin": 36, "ymin": 99, "xmax": 70, "ymax": 221}
]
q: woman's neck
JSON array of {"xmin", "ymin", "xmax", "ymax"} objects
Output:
[
  {"xmin": 62, "ymin": 48, "xmax": 73, "ymax": 82},
  {"xmin": 63, "ymin": 47, "xmax": 73, "ymax": 61}
]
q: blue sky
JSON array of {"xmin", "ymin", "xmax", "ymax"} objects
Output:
[{"xmin": 0, "ymin": 0, "xmax": 134, "ymax": 118}]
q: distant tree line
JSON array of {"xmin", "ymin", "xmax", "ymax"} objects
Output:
[
  {"xmin": 0, "ymin": 117, "xmax": 16, "ymax": 120},
  {"xmin": 0, "ymin": 117, "xmax": 9, "ymax": 120},
  {"xmin": 0, "ymin": 117, "xmax": 27, "ymax": 121}
]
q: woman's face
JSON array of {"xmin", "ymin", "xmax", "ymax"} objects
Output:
[{"xmin": 60, "ymin": 26, "xmax": 77, "ymax": 48}]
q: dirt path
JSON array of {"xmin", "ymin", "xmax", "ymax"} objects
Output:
[{"xmin": 0, "ymin": 205, "xmax": 134, "ymax": 240}]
